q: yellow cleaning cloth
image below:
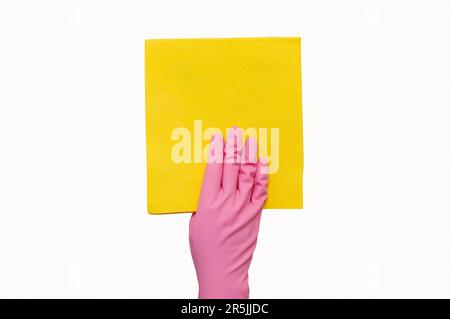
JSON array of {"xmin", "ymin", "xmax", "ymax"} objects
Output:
[{"xmin": 146, "ymin": 37, "xmax": 302, "ymax": 214}]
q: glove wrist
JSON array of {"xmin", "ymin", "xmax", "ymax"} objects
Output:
[{"xmin": 198, "ymin": 274, "xmax": 249, "ymax": 299}]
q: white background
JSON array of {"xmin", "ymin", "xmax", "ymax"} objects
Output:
[{"xmin": 0, "ymin": 0, "xmax": 449, "ymax": 298}]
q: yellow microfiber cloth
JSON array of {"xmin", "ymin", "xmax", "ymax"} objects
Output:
[{"xmin": 145, "ymin": 37, "xmax": 303, "ymax": 214}]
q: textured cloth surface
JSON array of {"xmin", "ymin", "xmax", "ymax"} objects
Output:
[{"xmin": 145, "ymin": 37, "xmax": 303, "ymax": 213}]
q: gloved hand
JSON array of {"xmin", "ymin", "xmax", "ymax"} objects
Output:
[{"xmin": 189, "ymin": 127, "xmax": 269, "ymax": 299}]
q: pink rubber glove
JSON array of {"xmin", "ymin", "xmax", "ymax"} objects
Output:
[{"xmin": 189, "ymin": 127, "xmax": 269, "ymax": 299}]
